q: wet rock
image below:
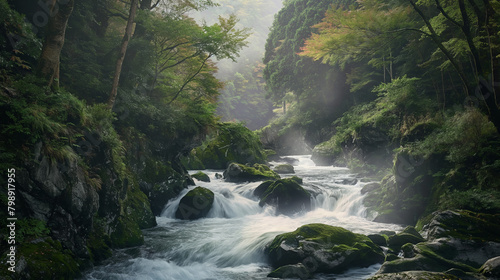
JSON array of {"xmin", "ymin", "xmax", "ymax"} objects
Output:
[
  {"xmin": 265, "ymin": 223, "xmax": 384, "ymax": 277},
  {"xmin": 267, "ymin": 263, "xmax": 311, "ymax": 280},
  {"xmin": 335, "ymin": 178, "xmax": 358, "ymax": 185},
  {"xmin": 223, "ymin": 163, "xmax": 280, "ymax": 182},
  {"xmin": 368, "ymin": 271, "xmax": 461, "ymax": 280},
  {"xmin": 368, "ymin": 234, "xmax": 387, "ymax": 246},
  {"xmin": 258, "ymin": 178, "xmax": 311, "ymax": 216},
  {"xmin": 387, "ymin": 226, "xmax": 425, "ymax": 251},
  {"xmin": 253, "ymin": 180, "xmax": 274, "ymax": 198},
  {"xmin": 191, "ymin": 171, "xmax": 210, "ymax": 182},
  {"xmin": 421, "ymin": 210, "xmax": 500, "ymax": 242},
  {"xmin": 175, "ymin": 187, "xmax": 214, "ymax": 220},
  {"xmin": 480, "ymin": 256, "xmax": 500, "ymax": 278},
  {"xmin": 273, "ymin": 164, "xmax": 295, "ymax": 174},
  {"xmin": 361, "ymin": 182, "xmax": 381, "ymax": 195}
]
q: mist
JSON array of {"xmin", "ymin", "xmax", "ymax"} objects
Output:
[{"xmin": 189, "ymin": 0, "xmax": 283, "ymax": 130}]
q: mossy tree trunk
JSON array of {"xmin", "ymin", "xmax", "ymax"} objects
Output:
[{"xmin": 36, "ymin": 0, "xmax": 75, "ymax": 90}]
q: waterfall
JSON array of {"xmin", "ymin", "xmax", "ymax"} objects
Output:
[{"xmin": 84, "ymin": 155, "xmax": 401, "ymax": 280}]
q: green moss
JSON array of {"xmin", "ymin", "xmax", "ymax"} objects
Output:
[
  {"xmin": 428, "ymin": 210, "xmax": 500, "ymax": 242},
  {"xmin": 3, "ymin": 239, "xmax": 81, "ymax": 279},
  {"xmin": 87, "ymin": 216, "xmax": 112, "ymax": 264},
  {"xmin": 186, "ymin": 122, "xmax": 267, "ymax": 169},
  {"xmin": 175, "ymin": 187, "xmax": 215, "ymax": 220},
  {"xmin": 191, "ymin": 171, "xmax": 210, "ymax": 182},
  {"xmin": 267, "ymin": 223, "xmax": 368, "ymax": 253}
]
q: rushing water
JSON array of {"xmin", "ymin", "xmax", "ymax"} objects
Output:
[{"xmin": 84, "ymin": 155, "xmax": 401, "ymax": 280}]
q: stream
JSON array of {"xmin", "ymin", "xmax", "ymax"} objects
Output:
[{"xmin": 84, "ymin": 155, "xmax": 402, "ymax": 280}]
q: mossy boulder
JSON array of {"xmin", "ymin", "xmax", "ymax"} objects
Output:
[
  {"xmin": 377, "ymin": 242, "xmax": 477, "ymax": 274},
  {"xmin": 387, "ymin": 226, "xmax": 425, "ymax": 251},
  {"xmin": 273, "ymin": 164, "xmax": 295, "ymax": 174},
  {"xmin": 368, "ymin": 234, "xmax": 388, "ymax": 246},
  {"xmin": 191, "ymin": 171, "xmax": 210, "ymax": 182},
  {"xmin": 140, "ymin": 161, "xmax": 194, "ymax": 216},
  {"xmin": 258, "ymin": 178, "xmax": 311, "ymax": 216},
  {"xmin": 265, "ymin": 223, "xmax": 384, "ymax": 277},
  {"xmin": 420, "ymin": 210, "xmax": 500, "ymax": 242},
  {"xmin": 368, "ymin": 271, "xmax": 461, "ymax": 280},
  {"xmin": 254, "ymin": 180, "xmax": 275, "ymax": 198},
  {"xmin": 175, "ymin": 187, "xmax": 214, "ymax": 220},
  {"xmin": 223, "ymin": 163, "xmax": 280, "ymax": 182}
]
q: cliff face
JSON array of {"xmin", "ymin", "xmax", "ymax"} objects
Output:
[{"xmin": 0, "ymin": 89, "xmax": 193, "ymax": 279}]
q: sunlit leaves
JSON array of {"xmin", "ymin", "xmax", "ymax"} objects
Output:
[{"xmin": 300, "ymin": 1, "xmax": 414, "ymax": 69}]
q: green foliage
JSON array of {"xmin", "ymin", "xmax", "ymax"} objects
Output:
[
  {"xmin": 15, "ymin": 219, "xmax": 51, "ymax": 244},
  {"xmin": 409, "ymin": 108, "xmax": 497, "ymax": 163},
  {"xmin": 0, "ymin": 0, "xmax": 41, "ymax": 77},
  {"xmin": 185, "ymin": 122, "xmax": 267, "ymax": 169},
  {"xmin": 439, "ymin": 189, "xmax": 500, "ymax": 214}
]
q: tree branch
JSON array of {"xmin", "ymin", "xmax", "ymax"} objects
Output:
[
  {"xmin": 409, "ymin": 0, "xmax": 470, "ymax": 95},
  {"xmin": 167, "ymin": 55, "xmax": 211, "ymax": 104}
]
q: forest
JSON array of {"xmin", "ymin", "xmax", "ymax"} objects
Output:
[{"xmin": 1, "ymin": 0, "xmax": 500, "ymax": 279}]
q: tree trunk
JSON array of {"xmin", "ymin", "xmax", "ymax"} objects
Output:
[
  {"xmin": 108, "ymin": 0, "xmax": 139, "ymax": 109},
  {"xmin": 36, "ymin": 0, "xmax": 75, "ymax": 90}
]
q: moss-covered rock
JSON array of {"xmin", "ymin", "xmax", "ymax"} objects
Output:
[
  {"xmin": 368, "ymin": 271, "xmax": 461, "ymax": 280},
  {"xmin": 0, "ymin": 239, "xmax": 80, "ymax": 280},
  {"xmin": 183, "ymin": 122, "xmax": 267, "ymax": 169},
  {"xmin": 378, "ymin": 242, "xmax": 477, "ymax": 274},
  {"xmin": 258, "ymin": 178, "xmax": 311, "ymax": 216},
  {"xmin": 223, "ymin": 163, "xmax": 280, "ymax": 182},
  {"xmin": 273, "ymin": 164, "xmax": 295, "ymax": 174},
  {"xmin": 191, "ymin": 171, "xmax": 210, "ymax": 182},
  {"xmin": 387, "ymin": 226, "xmax": 425, "ymax": 251},
  {"xmin": 139, "ymin": 160, "xmax": 193, "ymax": 216},
  {"xmin": 175, "ymin": 187, "xmax": 214, "ymax": 220},
  {"xmin": 420, "ymin": 210, "xmax": 500, "ymax": 243},
  {"xmin": 265, "ymin": 224, "xmax": 384, "ymax": 277},
  {"xmin": 253, "ymin": 180, "xmax": 274, "ymax": 198},
  {"xmin": 368, "ymin": 234, "xmax": 388, "ymax": 246}
]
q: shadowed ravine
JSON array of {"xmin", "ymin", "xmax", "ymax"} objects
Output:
[{"xmin": 83, "ymin": 156, "xmax": 401, "ymax": 280}]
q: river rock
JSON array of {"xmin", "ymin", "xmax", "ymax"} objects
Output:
[
  {"xmin": 335, "ymin": 178, "xmax": 358, "ymax": 185},
  {"xmin": 175, "ymin": 187, "xmax": 214, "ymax": 220},
  {"xmin": 223, "ymin": 163, "xmax": 280, "ymax": 182},
  {"xmin": 368, "ymin": 271, "xmax": 461, "ymax": 280},
  {"xmin": 387, "ymin": 226, "xmax": 425, "ymax": 251},
  {"xmin": 265, "ymin": 223, "xmax": 384, "ymax": 277},
  {"xmin": 253, "ymin": 180, "xmax": 274, "ymax": 198},
  {"xmin": 480, "ymin": 256, "xmax": 500, "ymax": 278},
  {"xmin": 267, "ymin": 263, "xmax": 311, "ymax": 280},
  {"xmin": 368, "ymin": 234, "xmax": 387, "ymax": 246},
  {"xmin": 258, "ymin": 178, "xmax": 311, "ymax": 215},
  {"xmin": 361, "ymin": 182, "xmax": 381, "ymax": 194},
  {"xmin": 191, "ymin": 171, "xmax": 210, "ymax": 182},
  {"xmin": 273, "ymin": 164, "xmax": 295, "ymax": 174},
  {"xmin": 421, "ymin": 210, "xmax": 500, "ymax": 242}
]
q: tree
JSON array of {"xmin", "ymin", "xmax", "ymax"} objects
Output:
[
  {"xmin": 108, "ymin": 0, "xmax": 139, "ymax": 109},
  {"xmin": 145, "ymin": 13, "xmax": 249, "ymax": 104},
  {"xmin": 36, "ymin": 0, "xmax": 75, "ymax": 90}
]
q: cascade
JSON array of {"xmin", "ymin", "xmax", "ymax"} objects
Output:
[{"xmin": 84, "ymin": 155, "xmax": 401, "ymax": 280}]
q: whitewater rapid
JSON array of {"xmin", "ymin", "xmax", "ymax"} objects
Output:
[{"xmin": 83, "ymin": 155, "xmax": 401, "ymax": 280}]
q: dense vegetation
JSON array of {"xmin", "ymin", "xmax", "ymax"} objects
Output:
[
  {"xmin": 0, "ymin": 0, "xmax": 253, "ymax": 278},
  {"xmin": 261, "ymin": 0, "xmax": 500, "ymax": 224}
]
